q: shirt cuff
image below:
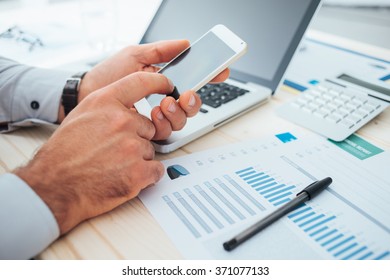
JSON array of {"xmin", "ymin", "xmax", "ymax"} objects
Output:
[
  {"xmin": 0, "ymin": 173, "xmax": 60, "ymax": 260},
  {"xmin": 12, "ymin": 68, "xmax": 71, "ymax": 123},
  {"xmin": 10, "ymin": 67, "xmax": 72, "ymax": 129}
]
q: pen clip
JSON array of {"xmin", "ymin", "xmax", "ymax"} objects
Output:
[{"xmin": 297, "ymin": 177, "xmax": 332, "ymax": 200}]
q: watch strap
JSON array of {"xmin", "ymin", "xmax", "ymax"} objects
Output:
[{"xmin": 62, "ymin": 71, "xmax": 87, "ymax": 116}]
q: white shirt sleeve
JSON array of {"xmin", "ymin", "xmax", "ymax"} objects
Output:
[
  {"xmin": 0, "ymin": 56, "xmax": 73, "ymax": 132},
  {"xmin": 0, "ymin": 173, "xmax": 60, "ymax": 260}
]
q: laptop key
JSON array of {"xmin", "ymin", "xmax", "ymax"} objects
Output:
[
  {"xmin": 203, "ymin": 99, "xmax": 222, "ymax": 108},
  {"xmin": 238, "ymin": 89, "xmax": 249, "ymax": 96}
]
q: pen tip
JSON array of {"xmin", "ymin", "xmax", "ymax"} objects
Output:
[{"xmin": 223, "ymin": 239, "xmax": 237, "ymax": 251}]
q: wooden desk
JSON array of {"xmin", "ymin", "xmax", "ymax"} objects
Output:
[{"xmin": 1, "ymin": 33, "xmax": 389, "ymax": 259}]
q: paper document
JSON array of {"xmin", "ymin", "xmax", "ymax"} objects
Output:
[
  {"xmin": 139, "ymin": 132, "xmax": 390, "ymax": 259},
  {"xmin": 283, "ymin": 37, "xmax": 390, "ymax": 93}
]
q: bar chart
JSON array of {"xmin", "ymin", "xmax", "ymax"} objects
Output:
[
  {"xmin": 140, "ymin": 133, "xmax": 390, "ymax": 260},
  {"xmin": 236, "ymin": 167, "xmax": 296, "ymax": 207},
  {"xmin": 287, "ymin": 203, "xmax": 389, "ymax": 260},
  {"xmin": 161, "ymin": 174, "xmax": 266, "ymax": 239},
  {"xmin": 237, "ymin": 166, "xmax": 390, "ymax": 260}
]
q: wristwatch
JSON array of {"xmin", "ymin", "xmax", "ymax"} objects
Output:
[{"xmin": 61, "ymin": 71, "xmax": 87, "ymax": 116}]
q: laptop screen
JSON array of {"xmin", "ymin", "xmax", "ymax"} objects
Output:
[{"xmin": 141, "ymin": 0, "xmax": 321, "ymax": 93}]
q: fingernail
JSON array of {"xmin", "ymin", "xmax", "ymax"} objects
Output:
[
  {"xmin": 168, "ymin": 101, "xmax": 176, "ymax": 113},
  {"xmin": 156, "ymin": 110, "xmax": 164, "ymax": 120},
  {"xmin": 188, "ymin": 94, "xmax": 196, "ymax": 107}
]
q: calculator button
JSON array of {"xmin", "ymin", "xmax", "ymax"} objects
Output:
[
  {"xmin": 366, "ymin": 102, "xmax": 381, "ymax": 110},
  {"xmin": 352, "ymin": 110, "xmax": 368, "ymax": 119},
  {"xmin": 353, "ymin": 97, "xmax": 367, "ymax": 105},
  {"xmin": 325, "ymin": 114, "xmax": 341, "ymax": 123},
  {"xmin": 333, "ymin": 110, "xmax": 348, "ymax": 119},
  {"xmin": 338, "ymin": 107, "xmax": 351, "ymax": 115},
  {"xmin": 340, "ymin": 94, "xmax": 353, "ymax": 102},
  {"xmin": 345, "ymin": 103, "xmax": 357, "ymax": 112},
  {"xmin": 333, "ymin": 98, "xmax": 346, "ymax": 106},
  {"xmin": 339, "ymin": 119, "xmax": 355, "ymax": 129},
  {"xmin": 345, "ymin": 115, "xmax": 361, "ymax": 124},
  {"xmin": 327, "ymin": 102, "xmax": 341, "ymax": 110},
  {"xmin": 349, "ymin": 100, "xmax": 362, "ymax": 108},
  {"xmin": 314, "ymin": 110, "xmax": 328, "ymax": 118},
  {"xmin": 321, "ymin": 106, "xmax": 335, "ymax": 114},
  {"xmin": 360, "ymin": 104, "xmax": 376, "ymax": 114}
]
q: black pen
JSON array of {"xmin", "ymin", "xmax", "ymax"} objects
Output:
[{"xmin": 223, "ymin": 177, "xmax": 333, "ymax": 251}]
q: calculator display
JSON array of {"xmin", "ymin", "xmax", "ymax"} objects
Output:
[{"xmin": 338, "ymin": 74, "xmax": 390, "ymax": 99}]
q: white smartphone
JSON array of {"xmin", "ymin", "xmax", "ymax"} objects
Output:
[{"xmin": 134, "ymin": 24, "xmax": 248, "ymax": 118}]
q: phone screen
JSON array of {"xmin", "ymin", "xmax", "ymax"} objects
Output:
[{"xmin": 147, "ymin": 32, "xmax": 235, "ymax": 106}]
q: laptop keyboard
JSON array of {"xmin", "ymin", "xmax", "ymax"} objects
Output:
[{"xmin": 197, "ymin": 83, "xmax": 249, "ymax": 109}]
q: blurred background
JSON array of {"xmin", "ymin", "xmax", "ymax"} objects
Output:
[
  {"xmin": 313, "ymin": 0, "xmax": 390, "ymax": 49},
  {"xmin": 0, "ymin": 0, "xmax": 389, "ymax": 69}
]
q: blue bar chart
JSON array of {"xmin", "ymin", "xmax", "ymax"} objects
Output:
[
  {"xmin": 236, "ymin": 167, "xmax": 295, "ymax": 207},
  {"xmin": 236, "ymin": 166, "xmax": 390, "ymax": 260},
  {"xmin": 287, "ymin": 203, "xmax": 390, "ymax": 260},
  {"xmin": 162, "ymin": 174, "xmax": 266, "ymax": 239}
]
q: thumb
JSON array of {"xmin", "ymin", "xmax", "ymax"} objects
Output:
[{"xmin": 108, "ymin": 72, "xmax": 174, "ymax": 108}]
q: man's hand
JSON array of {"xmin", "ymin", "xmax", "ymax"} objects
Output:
[
  {"xmin": 15, "ymin": 72, "xmax": 174, "ymax": 234},
  {"xmin": 58, "ymin": 40, "xmax": 229, "ymax": 140}
]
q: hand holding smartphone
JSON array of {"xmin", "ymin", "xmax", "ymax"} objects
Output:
[{"xmin": 134, "ymin": 24, "xmax": 248, "ymax": 118}]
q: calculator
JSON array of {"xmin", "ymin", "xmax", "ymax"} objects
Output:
[{"xmin": 277, "ymin": 74, "xmax": 390, "ymax": 141}]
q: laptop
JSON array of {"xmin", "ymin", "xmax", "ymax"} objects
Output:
[{"xmin": 141, "ymin": 0, "xmax": 322, "ymax": 153}]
